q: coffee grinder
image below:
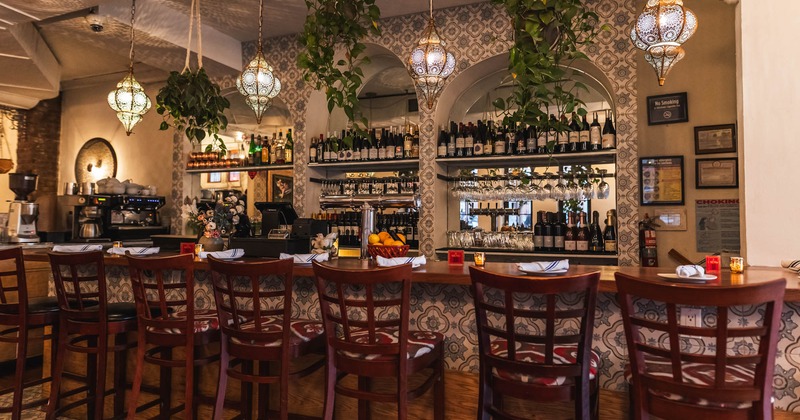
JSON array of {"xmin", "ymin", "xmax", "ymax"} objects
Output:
[{"xmin": 7, "ymin": 173, "xmax": 40, "ymax": 243}]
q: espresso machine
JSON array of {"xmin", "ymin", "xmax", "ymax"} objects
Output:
[
  {"xmin": 71, "ymin": 195, "xmax": 169, "ymax": 241},
  {"xmin": 7, "ymin": 173, "xmax": 40, "ymax": 243}
]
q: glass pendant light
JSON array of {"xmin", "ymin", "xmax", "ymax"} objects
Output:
[
  {"xmin": 407, "ymin": 0, "xmax": 456, "ymax": 109},
  {"xmin": 237, "ymin": 0, "xmax": 281, "ymax": 124},
  {"xmin": 107, "ymin": 0, "xmax": 151, "ymax": 135},
  {"xmin": 631, "ymin": 0, "xmax": 698, "ymax": 86}
]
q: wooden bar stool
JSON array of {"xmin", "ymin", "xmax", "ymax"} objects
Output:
[
  {"xmin": 469, "ymin": 267, "xmax": 601, "ymax": 420},
  {"xmin": 126, "ymin": 253, "xmax": 221, "ymax": 420},
  {"xmin": 46, "ymin": 251, "xmax": 138, "ymax": 420},
  {"xmin": 312, "ymin": 261, "xmax": 445, "ymax": 420},
  {"xmin": 615, "ymin": 273, "xmax": 785, "ymax": 420},
  {"xmin": 208, "ymin": 256, "xmax": 325, "ymax": 420},
  {"xmin": 0, "ymin": 247, "xmax": 60, "ymax": 420}
]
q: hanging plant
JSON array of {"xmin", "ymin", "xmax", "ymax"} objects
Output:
[
  {"xmin": 297, "ymin": 0, "xmax": 381, "ymax": 145},
  {"xmin": 156, "ymin": 0, "xmax": 230, "ymax": 153}
]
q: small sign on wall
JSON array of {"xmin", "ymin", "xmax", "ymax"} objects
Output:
[
  {"xmin": 654, "ymin": 208, "xmax": 687, "ymax": 231},
  {"xmin": 695, "ymin": 199, "xmax": 740, "ymax": 253},
  {"xmin": 647, "ymin": 92, "xmax": 689, "ymax": 125}
]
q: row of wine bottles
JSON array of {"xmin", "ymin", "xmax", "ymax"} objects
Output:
[
  {"xmin": 309, "ymin": 211, "xmax": 420, "ymax": 248},
  {"xmin": 437, "ymin": 111, "xmax": 617, "ymax": 158},
  {"xmin": 309, "ymin": 128, "xmax": 420, "ymax": 163},
  {"xmin": 534, "ymin": 209, "xmax": 617, "ymax": 253}
]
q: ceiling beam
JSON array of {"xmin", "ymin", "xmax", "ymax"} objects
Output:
[{"xmin": 7, "ymin": 21, "xmax": 60, "ymax": 91}]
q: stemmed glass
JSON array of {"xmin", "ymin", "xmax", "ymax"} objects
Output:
[
  {"xmin": 552, "ymin": 172, "xmax": 567, "ymax": 201},
  {"xmin": 542, "ymin": 173, "xmax": 555, "ymax": 200},
  {"xmin": 580, "ymin": 177, "xmax": 594, "ymax": 201},
  {"xmin": 596, "ymin": 169, "xmax": 611, "ymax": 199},
  {"xmin": 565, "ymin": 174, "xmax": 579, "ymax": 201}
]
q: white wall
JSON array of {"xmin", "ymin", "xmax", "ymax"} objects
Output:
[{"xmin": 739, "ymin": 0, "xmax": 800, "ymax": 266}]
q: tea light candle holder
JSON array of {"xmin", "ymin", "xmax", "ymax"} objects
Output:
[
  {"xmin": 113, "ymin": 241, "xmax": 123, "ymax": 248},
  {"xmin": 473, "ymin": 252, "xmax": 486, "ymax": 267},
  {"xmin": 195, "ymin": 243, "xmax": 205, "ymax": 256},
  {"xmin": 730, "ymin": 256, "xmax": 744, "ymax": 274}
]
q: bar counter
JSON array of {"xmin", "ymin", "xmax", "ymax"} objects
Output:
[{"xmin": 24, "ymin": 251, "xmax": 800, "ymax": 414}]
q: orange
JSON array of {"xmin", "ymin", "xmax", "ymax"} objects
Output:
[
  {"xmin": 378, "ymin": 231, "xmax": 390, "ymax": 241},
  {"xmin": 368, "ymin": 233, "xmax": 381, "ymax": 244},
  {"xmin": 382, "ymin": 238, "xmax": 395, "ymax": 246},
  {"xmin": 396, "ymin": 233, "xmax": 406, "ymax": 243}
]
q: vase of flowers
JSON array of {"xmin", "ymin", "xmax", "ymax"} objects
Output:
[{"xmin": 185, "ymin": 193, "xmax": 246, "ymax": 251}]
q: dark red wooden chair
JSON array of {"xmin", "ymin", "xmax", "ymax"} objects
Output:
[
  {"xmin": 0, "ymin": 247, "xmax": 59, "ymax": 420},
  {"xmin": 126, "ymin": 253, "xmax": 220, "ymax": 420},
  {"xmin": 469, "ymin": 267, "xmax": 601, "ymax": 420},
  {"xmin": 615, "ymin": 272, "xmax": 785, "ymax": 420},
  {"xmin": 46, "ymin": 250, "xmax": 138, "ymax": 420},
  {"xmin": 312, "ymin": 261, "xmax": 445, "ymax": 420},
  {"xmin": 208, "ymin": 256, "xmax": 325, "ymax": 420}
]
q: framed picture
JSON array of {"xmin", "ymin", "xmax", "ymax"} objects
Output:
[
  {"xmin": 208, "ymin": 172, "xmax": 222, "ymax": 183},
  {"xmin": 647, "ymin": 92, "xmax": 689, "ymax": 125},
  {"xmin": 267, "ymin": 170, "xmax": 293, "ymax": 203},
  {"xmin": 640, "ymin": 156, "xmax": 685, "ymax": 206},
  {"xmin": 694, "ymin": 124, "xmax": 737, "ymax": 154},
  {"xmin": 696, "ymin": 158, "xmax": 738, "ymax": 188}
]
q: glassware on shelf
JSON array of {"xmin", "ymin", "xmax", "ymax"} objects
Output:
[{"xmin": 596, "ymin": 169, "xmax": 611, "ymax": 199}]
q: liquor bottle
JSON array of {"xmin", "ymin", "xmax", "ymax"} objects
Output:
[
  {"xmin": 276, "ymin": 131, "xmax": 286, "ymax": 164},
  {"xmin": 455, "ymin": 124, "xmax": 465, "ymax": 157},
  {"xmin": 537, "ymin": 116, "xmax": 549, "ymax": 154},
  {"xmin": 330, "ymin": 214, "xmax": 339, "ymax": 242},
  {"xmin": 260, "ymin": 134, "xmax": 268, "ymax": 165},
  {"xmin": 568, "ymin": 113, "xmax": 581, "ymax": 153},
  {"xmin": 543, "ymin": 212, "xmax": 555, "ymax": 251},
  {"xmin": 269, "ymin": 133, "xmax": 278, "ymax": 164},
  {"xmin": 564, "ymin": 212, "xmax": 577, "ymax": 252},
  {"xmin": 589, "ymin": 211, "xmax": 604, "ymax": 252},
  {"xmin": 285, "ymin": 129, "xmax": 293, "ymax": 163},
  {"xmin": 248, "ymin": 134, "xmax": 256, "ymax": 166},
  {"xmin": 602, "ymin": 110, "xmax": 616, "ymax": 149},
  {"xmin": 464, "ymin": 124, "xmax": 474, "ymax": 157},
  {"xmin": 526, "ymin": 125, "xmax": 537, "ymax": 154},
  {"xmin": 577, "ymin": 211, "xmax": 590, "ymax": 252},
  {"xmin": 579, "ymin": 114, "xmax": 590, "ymax": 152},
  {"xmin": 553, "ymin": 212, "xmax": 566, "ymax": 251},
  {"xmin": 309, "ymin": 136, "xmax": 318, "ymax": 163},
  {"xmin": 533, "ymin": 211, "xmax": 545, "ymax": 251},
  {"xmin": 589, "ymin": 112, "xmax": 602, "ymax": 151},
  {"xmin": 604, "ymin": 209, "xmax": 618, "ymax": 253},
  {"xmin": 437, "ymin": 129, "xmax": 447, "ymax": 157}
]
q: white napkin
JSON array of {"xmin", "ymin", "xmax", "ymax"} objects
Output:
[
  {"xmin": 676, "ymin": 265, "xmax": 705, "ymax": 278},
  {"xmin": 199, "ymin": 248, "xmax": 245, "ymax": 260},
  {"xmin": 107, "ymin": 247, "xmax": 160, "ymax": 255},
  {"xmin": 781, "ymin": 260, "xmax": 800, "ymax": 273},
  {"xmin": 52, "ymin": 244, "xmax": 104, "ymax": 253},
  {"xmin": 517, "ymin": 259, "xmax": 569, "ymax": 272},
  {"xmin": 280, "ymin": 253, "xmax": 330, "ymax": 264},
  {"xmin": 376, "ymin": 255, "xmax": 426, "ymax": 267}
]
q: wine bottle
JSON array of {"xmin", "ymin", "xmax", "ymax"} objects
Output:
[
  {"xmin": 403, "ymin": 128, "xmax": 413, "ymax": 159},
  {"xmin": 285, "ymin": 129, "xmax": 293, "ymax": 163},
  {"xmin": 568, "ymin": 113, "xmax": 581, "ymax": 153},
  {"xmin": 553, "ymin": 212, "xmax": 566, "ymax": 251},
  {"xmin": 412, "ymin": 128, "xmax": 420, "ymax": 158},
  {"xmin": 538, "ymin": 116, "xmax": 549, "ymax": 154},
  {"xmin": 564, "ymin": 212, "xmax": 577, "ymax": 252},
  {"xmin": 526, "ymin": 125, "xmax": 537, "ymax": 154},
  {"xmin": 493, "ymin": 124, "xmax": 506, "ymax": 155},
  {"xmin": 604, "ymin": 209, "xmax": 617, "ymax": 253},
  {"xmin": 377, "ymin": 131, "xmax": 386, "ymax": 160},
  {"xmin": 360, "ymin": 134, "xmax": 369, "ymax": 161},
  {"xmin": 602, "ymin": 111, "xmax": 616, "ymax": 149},
  {"xmin": 474, "ymin": 124, "xmax": 484, "ymax": 156},
  {"xmin": 394, "ymin": 131, "xmax": 403, "ymax": 159},
  {"xmin": 516, "ymin": 123, "xmax": 526, "ymax": 155},
  {"xmin": 589, "ymin": 112, "xmax": 602, "ymax": 151},
  {"xmin": 543, "ymin": 212, "xmax": 555, "ymax": 251},
  {"xmin": 437, "ymin": 129, "xmax": 447, "ymax": 157},
  {"xmin": 577, "ymin": 211, "xmax": 590, "ymax": 252},
  {"xmin": 580, "ymin": 114, "xmax": 590, "ymax": 152},
  {"xmin": 309, "ymin": 136, "xmax": 318, "ymax": 163},
  {"xmin": 556, "ymin": 114, "xmax": 569, "ymax": 154},
  {"xmin": 248, "ymin": 134, "xmax": 256, "ymax": 166},
  {"xmin": 352, "ymin": 135, "xmax": 361, "ymax": 161},
  {"xmin": 455, "ymin": 123, "xmax": 465, "ymax": 157},
  {"xmin": 589, "ymin": 211, "xmax": 604, "ymax": 252},
  {"xmin": 447, "ymin": 124, "xmax": 456, "ymax": 157},
  {"xmin": 464, "ymin": 124, "xmax": 474, "ymax": 157},
  {"xmin": 533, "ymin": 211, "xmax": 545, "ymax": 251}
]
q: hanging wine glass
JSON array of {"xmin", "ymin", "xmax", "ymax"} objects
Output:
[
  {"xmin": 552, "ymin": 172, "xmax": 567, "ymax": 201},
  {"xmin": 597, "ymin": 169, "xmax": 611, "ymax": 199},
  {"xmin": 542, "ymin": 173, "xmax": 555, "ymax": 201}
]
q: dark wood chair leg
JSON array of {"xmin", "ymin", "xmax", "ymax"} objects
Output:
[
  {"xmin": 86, "ymin": 336, "xmax": 98, "ymax": 418},
  {"xmin": 45, "ymin": 319, "xmax": 68, "ymax": 420},
  {"xmin": 160, "ymin": 348, "xmax": 172, "ymax": 419},
  {"xmin": 322, "ymin": 358, "xmax": 336, "ymax": 420},
  {"xmin": 477, "ymin": 363, "xmax": 490, "ymax": 420},
  {"xmin": 114, "ymin": 333, "xmax": 128, "ymax": 418},
  {"xmin": 184, "ymin": 345, "xmax": 196, "ymax": 420},
  {"xmin": 434, "ymin": 349, "xmax": 445, "ymax": 420},
  {"xmin": 242, "ymin": 360, "xmax": 254, "ymax": 420},
  {"xmin": 127, "ymin": 330, "xmax": 147, "ymax": 420},
  {"xmin": 358, "ymin": 376, "xmax": 371, "ymax": 420},
  {"xmin": 95, "ymin": 333, "xmax": 109, "ymax": 420},
  {"xmin": 11, "ymin": 324, "xmax": 28, "ymax": 420},
  {"xmin": 191, "ymin": 350, "xmax": 201, "ymax": 420},
  {"xmin": 258, "ymin": 361, "xmax": 270, "ymax": 418},
  {"xmin": 49, "ymin": 322, "xmax": 60, "ymax": 413},
  {"xmin": 213, "ymin": 340, "xmax": 229, "ymax": 420}
]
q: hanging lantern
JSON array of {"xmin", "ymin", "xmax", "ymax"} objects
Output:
[
  {"xmin": 237, "ymin": 0, "xmax": 281, "ymax": 124},
  {"xmin": 631, "ymin": 0, "xmax": 698, "ymax": 86},
  {"xmin": 108, "ymin": 0, "xmax": 151, "ymax": 135},
  {"xmin": 407, "ymin": 0, "xmax": 456, "ymax": 109}
]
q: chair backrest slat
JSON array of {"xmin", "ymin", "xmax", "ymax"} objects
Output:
[
  {"xmin": 127, "ymin": 254, "xmax": 196, "ymax": 331},
  {"xmin": 48, "ymin": 251, "xmax": 107, "ymax": 321},
  {"xmin": 0, "ymin": 248, "xmax": 26, "ymax": 314}
]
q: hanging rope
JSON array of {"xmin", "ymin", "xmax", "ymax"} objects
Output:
[
  {"xmin": 257, "ymin": 0, "xmax": 263, "ymax": 52},
  {"xmin": 182, "ymin": 0, "xmax": 204, "ymax": 72}
]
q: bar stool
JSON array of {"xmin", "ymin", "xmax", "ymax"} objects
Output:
[
  {"xmin": 615, "ymin": 273, "xmax": 785, "ymax": 420},
  {"xmin": 208, "ymin": 256, "xmax": 325, "ymax": 420},
  {"xmin": 469, "ymin": 267, "xmax": 601, "ymax": 420},
  {"xmin": 126, "ymin": 253, "xmax": 220, "ymax": 420},
  {"xmin": 312, "ymin": 261, "xmax": 445, "ymax": 420},
  {"xmin": 0, "ymin": 247, "xmax": 59, "ymax": 420},
  {"xmin": 46, "ymin": 251, "xmax": 138, "ymax": 420}
]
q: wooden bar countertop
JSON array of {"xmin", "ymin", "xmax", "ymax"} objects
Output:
[{"xmin": 24, "ymin": 251, "xmax": 800, "ymax": 302}]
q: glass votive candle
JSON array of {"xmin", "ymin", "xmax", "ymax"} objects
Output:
[
  {"xmin": 195, "ymin": 243, "xmax": 205, "ymax": 256},
  {"xmin": 473, "ymin": 252, "xmax": 486, "ymax": 267},
  {"xmin": 730, "ymin": 256, "xmax": 744, "ymax": 274},
  {"xmin": 113, "ymin": 241, "xmax": 123, "ymax": 248}
]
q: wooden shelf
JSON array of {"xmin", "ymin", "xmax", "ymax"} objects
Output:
[
  {"xmin": 436, "ymin": 150, "xmax": 616, "ymax": 169},
  {"xmin": 185, "ymin": 164, "xmax": 293, "ymax": 174},
  {"xmin": 308, "ymin": 159, "xmax": 419, "ymax": 172}
]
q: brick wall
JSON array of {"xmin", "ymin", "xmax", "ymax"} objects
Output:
[{"xmin": 17, "ymin": 96, "xmax": 61, "ymax": 195}]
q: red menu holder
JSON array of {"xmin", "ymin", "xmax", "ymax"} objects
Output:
[
  {"xmin": 448, "ymin": 250, "xmax": 465, "ymax": 266},
  {"xmin": 180, "ymin": 242, "xmax": 196, "ymax": 255},
  {"xmin": 705, "ymin": 255, "xmax": 721, "ymax": 273}
]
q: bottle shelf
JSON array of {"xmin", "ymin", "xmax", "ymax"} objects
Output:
[
  {"xmin": 185, "ymin": 164, "xmax": 294, "ymax": 174},
  {"xmin": 308, "ymin": 159, "xmax": 419, "ymax": 172},
  {"xmin": 435, "ymin": 150, "xmax": 616, "ymax": 169}
]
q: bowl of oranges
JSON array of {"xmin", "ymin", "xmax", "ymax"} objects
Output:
[{"xmin": 367, "ymin": 231, "xmax": 410, "ymax": 258}]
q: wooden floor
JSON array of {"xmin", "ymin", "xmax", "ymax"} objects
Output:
[{"xmin": 3, "ymin": 363, "xmax": 798, "ymax": 419}]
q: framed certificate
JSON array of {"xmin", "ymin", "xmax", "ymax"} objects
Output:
[
  {"xmin": 640, "ymin": 156, "xmax": 685, "ymax": 206},
  {"xmin": 696, "ymin": 158, "xmax": 738, "ymax": 188},
  {"xmin": 694, "ymin": 124, "xmax": 736, "ymax": 154}
]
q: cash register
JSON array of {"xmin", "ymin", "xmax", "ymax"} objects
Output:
[{"xmin": 228, "ymin": 202, "xmax": 327, "ymax": 257}]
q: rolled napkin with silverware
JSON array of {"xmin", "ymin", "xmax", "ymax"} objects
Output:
[
  {"xmin": 279, "ymin": 253, "xmax": 330, "ymax": 264},
  {"xmin": 676, "ymin": 264, "xmax": 705, "ymax": 278},
  {"xmin": 199, "ymin": 248, "xmax": 245, "ymax": 260},
  {"xmin": 781, "ymin": 260, "xmax": 800, "ymax": 273},
  {"xmin": 51, "ymin": 244, "xmax": 104, "ymax": 253},
  {"xmin": 376, "ymin": 255, "xmax": 427, "ymax": 267},
  {"xmin": 107, "ymin": 247, "xmax": 160, "ymax": 255},
  {"xmin": 517, "ymin": 259, "xmax": 569, "ymax": 272}
]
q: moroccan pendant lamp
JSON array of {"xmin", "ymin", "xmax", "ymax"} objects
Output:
[
  {"xmin": 237, "ymin": 0, "xmax": 281, "ymax": 124},
  {"xmin": 407, "ymin": 0, "xmax": 456, "ymax": 109},
  {"xmin": 107, "ymin": 0, "xmax": 151, "ymax": 135},
  {"xmin": 631, "ymin": 0, "xmax": 698, "ymax": 86}
]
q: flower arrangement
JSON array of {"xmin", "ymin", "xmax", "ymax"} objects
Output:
[{"xmin": 184, "ymin": 193, "xmax": 246, "ymax": 238}]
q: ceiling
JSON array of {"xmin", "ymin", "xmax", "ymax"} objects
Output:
[{"xmin": 0, "ymin": 0, "xmax": 486, "ymax": 109}]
